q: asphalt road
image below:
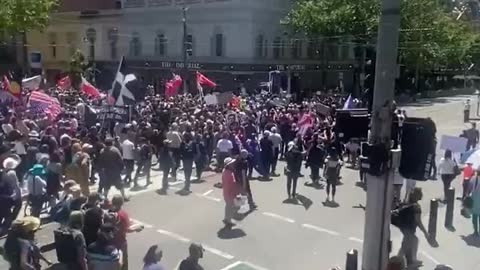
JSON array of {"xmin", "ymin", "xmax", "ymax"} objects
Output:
[{"xmin": 1, "ymin": 94, "xmax": 478, "ymax": 270}]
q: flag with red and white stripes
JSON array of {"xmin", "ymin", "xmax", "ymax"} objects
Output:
[{"xmin": 29, "ymin": 91, "xmax": 62, "ymax": 119}]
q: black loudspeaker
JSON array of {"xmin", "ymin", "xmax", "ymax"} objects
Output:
[
  {"xmin": 399, "ymin": 117, "xmax": 437, "ymax": 181},
  {"xmin": 335, "ymin": 109, "xmax": 370, "ymax": 143}
]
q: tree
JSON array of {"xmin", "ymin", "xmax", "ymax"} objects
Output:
[
  {"xmin": 0, "ymin": 0, "xmax": 58, "ymax": 34},
  {"xmin": 69, "ymin": 50, "xmax": 89, "ymax": 89},
  {"xmin": 285, "ymin": 0, "xmax": 478, "ymax": 92}
]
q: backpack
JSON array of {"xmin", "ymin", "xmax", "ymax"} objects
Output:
[
  {"xmin": 49, "ymin": 196, "xmax": 70, "ymax": 224},
  {"xmin": 54, "ymin": 228, "xmax": 79, "ymax": 264},
  {"xmin": 391, "ymin": 204, "xmax": 416, "ymax": 230}
]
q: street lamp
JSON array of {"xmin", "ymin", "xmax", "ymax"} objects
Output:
[{"xmin": 86, "ymin": 28, "xmax": 97, "ymax": 83}]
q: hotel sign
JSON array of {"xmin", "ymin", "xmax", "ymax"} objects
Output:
[{"xmin": 160, "ymin": 61, "xmax": 201, "ymax": 69}]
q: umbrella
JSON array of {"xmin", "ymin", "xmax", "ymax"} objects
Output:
[
  {"xmin": 465, "ymin": 149, "xmax": 480, "ymax": 169},
  {"xmin": 461, "ymin": 148, "xmax": 476, "ymax": 164}
]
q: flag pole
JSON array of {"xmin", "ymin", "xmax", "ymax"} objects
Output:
[{"xmin": 182, "ymin": 5, "xmax": 189, "ymax": 95}]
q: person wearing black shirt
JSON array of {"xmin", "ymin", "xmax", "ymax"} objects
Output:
[
  {"xmin": 285, "ymin": 142, "xmax": 303, "ymax": 199},
  {"xmin": 180, "ymin": 134, "xmax": 196, "ymax": 194},
  {"xmin": 179, "ymin": 243, "xmax": 204, "ymax": 270},
  {"xmin": 465, "ymin": 122, "xmax": 479, "ymax": 151},
  {"xmin": 133, "ymin": 137, "xmax": 153, "ymax": 187},
  {"xmin": 259, "ymin": 131, "xmax": 273, "ymax": 181}
]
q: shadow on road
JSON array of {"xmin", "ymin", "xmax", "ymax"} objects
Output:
[
  {"xmin": 461, "ymin": 234, "xmax": 480, "ymax": 248},
  {"xmin": 217, "ymin": 227, "xmax": 246, "ymax": 239}
]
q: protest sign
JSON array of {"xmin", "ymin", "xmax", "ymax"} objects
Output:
[{"xmin": 440, "ymin": 135, "xmax": 467, "ymax": 153}]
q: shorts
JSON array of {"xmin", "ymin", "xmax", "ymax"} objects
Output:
[{"xmin": 104, "ymin": 174, "xmax": 124, "ymax": 190}]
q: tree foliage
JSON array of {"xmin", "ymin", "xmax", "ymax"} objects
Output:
[
  {"xmin": 0, "ymin": 0, "xmax": 58, "ymax": 33},
  {"xmin": 285, "ymin": 0, "xmax": 479, "ymax": 70},
  {"xmin": 69, "ymin": 50, "xmax": 89, "ymax": 89}
]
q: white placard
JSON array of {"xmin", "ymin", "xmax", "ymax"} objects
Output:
[
  {"xmin": 204, "ymin": 94, "xmax": 217, "ymax": 105},
  {"xmin": 440, "ymin": 135, "xmax": 467, "ymax": 153}
]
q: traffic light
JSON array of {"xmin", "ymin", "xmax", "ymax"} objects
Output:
[{"xmin": 186, "ymin": 35, "xmax": 193, "ymax": 56}]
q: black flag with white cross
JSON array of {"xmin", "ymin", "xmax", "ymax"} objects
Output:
[{"xmin": 109, "ymin": 56, "xmax": 146, "ymax": 106}]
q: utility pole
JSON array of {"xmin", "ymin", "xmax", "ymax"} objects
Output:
[
  {"xmin": 361, "ymin": 0, "xmax": 401, "ymax": 270},
  {"xmin": 182, "ymin": 5, "xmax": 188, "ymax": 94}
]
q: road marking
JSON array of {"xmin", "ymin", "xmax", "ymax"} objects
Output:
[
  {"xmin": 170, "ymin": 180, "xmax": 185, "ymax": 186},
  {"xmin": 202, "ymin": 189, "xmax": 214, "ymax": 196},
  {"xmin": 203, "ymin": 244, "xmax": 235, "ymax": 260},
  {"xmin": 130, "ymin": 219, "xmax": 153, "ymax": 229},
  {"xmin": 262, "ymin": 212, "xmax": 295, "ymax": 223},
  {"xmin": 348, "ymin": 237, "xmax": 363, "ymax": 243},
  {"xmin": 202, "ymin": 195, "xmax": 222, "ymax": 202},
  {"xmin": 420, "ymin": 250, "xmax": 440, "ymax": 265},
  {"xmin": 156, "ymin": 229, "xmax": 190, "ymax": 243},
  {"xmin": 220, "ymin": 261, "xmax": 269, "ymax": 270},
  {"xmin": 302, "ymin": 223, "xmax": 340, "ymax": 236}
]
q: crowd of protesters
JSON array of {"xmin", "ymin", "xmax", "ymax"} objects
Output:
[{"xmin": 0, "ymin": 84, "xmax": 439, "ymax": 270}]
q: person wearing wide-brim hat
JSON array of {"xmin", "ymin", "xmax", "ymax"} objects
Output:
[
  {"xmin": 0, "ymin": 154, "xmax": 22, "ymax": 235},
  {"xmin": 3, "ymin": 216, "xmax": 53, "ymax": 269},
  {"xmin": 26, "ymin": 164, "xmax": 48, "ymax": 218}
]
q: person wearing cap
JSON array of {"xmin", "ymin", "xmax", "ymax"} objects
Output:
[
  {"xmin": 3, "ymin": 216, "xmax": 52, "ymax": 269},
  {"xmin": 179, "ymin": 243, "xmax": 204, "ymax": 270},
  {"xmin": 0, "ymin": 154, "xmax": 22, "ymax": 235},
  {"xmin": 222, "ymin": 157, "xmax": 243, "ymax": 227},
  {"xmin": 25, "ymin": 164, "xmax": 48, "ymax": 217}
]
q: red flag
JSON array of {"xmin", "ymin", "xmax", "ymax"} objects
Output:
[
  {"xmin": 165, "ymin": 74, "xmax": 183, "ymax": 98},
  {"xmin": 229, "ymin": 96, "xmax": 241, "ymax": 108},
  {"xmin": 57, "ymin": 75, "xmax": 71, "ymax": 91},
  {"xmin": 3, "ymin": 75, "xmax": 21, "ymax": 98},
  {"xmin": 196, "ymin": 71, "xmax": 217, "ymax": 88},
  {"xmin": 81, "ymin": 77, "xmax": 101, "ymax": 98}
]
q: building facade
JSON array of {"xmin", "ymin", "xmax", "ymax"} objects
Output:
[{"xmin": 27, "ymin": 0, "xmax": 357, "ymax": 94}]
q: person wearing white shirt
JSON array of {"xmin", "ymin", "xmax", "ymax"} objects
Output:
[
  {"xmin": 121, "ymin": 138, "xmax": 135, "ymax": 186},
  {"xmin": 269, "ymin": 127, "xmax": 282, "ymax": 176},
  {"xmin": 438, "ymin": 149, "xmax": 457, "ymax": 201},
  {"xmin": 26, "ymin": 165, "xmax": 48, "ymax": 217},
  {"xmin": 216, "ymin": 133, "xmax": 233, "ymax": 171}
]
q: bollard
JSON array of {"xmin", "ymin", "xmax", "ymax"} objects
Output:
[
  {"xmin": 464, "ymin": 109, "xmax": 470, "ymax": 122},
  {"xmin": 428, "ymin": 199, "xmax": 438, "ymax": 241},
  {"xmin": 345, "ymin": 249, "xmax": 358, "ymax": 270},
  {"xmin": 445, "ymin": 187, "xmax": 455, "ymax": 228}
]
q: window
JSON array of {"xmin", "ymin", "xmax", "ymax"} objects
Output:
[
  {"xmin": 215, "ymin": 33, "xmax": 223, "ymax": 57},
  {"xmin": 155, "ymin": 33, "xmax": 167, "ymax": 56},
  {"xmin": 108, "ymin": 28, "xmax": 119, "ymax": 60},
  {"xmin": 129, "ymin": 32, "xmax": 142, "ymax": 57},
  {"xmin": 255, "ymin": 35, "xmax": 264, "ymax": 58},
  {"xmin": 291, "ymin": 39, "xmax": 302, "ymax": 58},
  {"xmin": 48, "ymin": 33, "xmax": 57, "ymax": 59},
  {"xmin": 273, "ymin": 37, "xmax": 281, "ymax": 59}
]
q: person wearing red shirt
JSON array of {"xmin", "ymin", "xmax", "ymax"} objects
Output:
[
  {"xmin": 109, "ymin": 195, "xmax": 144, "ymax": 270},
  {"xmin": 463, "ymin": 162, "xmax": 475, "ymax": 200}
]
